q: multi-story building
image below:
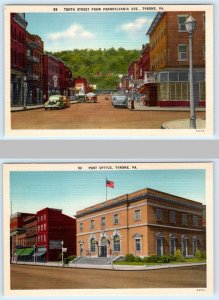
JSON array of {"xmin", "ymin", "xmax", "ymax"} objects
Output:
[
  {"xmin": 10, "ymin": 212, "xmax": 35, "ymax": 261},
  {"xmin": 36, "ymin": 208, "xmax": 76, "ymax": 261},
  {"xmin": 73, "ymin": 76, "xmax": 88, "ymax": 93},
  {"xmin": 10, "ymin": 13, "xmax": 28, "ymax": 106},
  {"xmin": 42, "ymin": 54, "xmax": 60, "ymax": 102},
  {"xmin": 146, "ymin": 11, "xmax": 205, "ymax": 107},
  {"xmin": 76, "ymin": 188, "xmax": 206, "ymax": 258},
  {"xmin": 23, "ymin": 214, "xmax": 37, "ymax": 247},
  {"xmin": 26, "ymin": 32, "xmax": 44, "ymax": 105},
  {"xmin": 59, "ymin": 60, "xmax": 73, "ymax": 96}
]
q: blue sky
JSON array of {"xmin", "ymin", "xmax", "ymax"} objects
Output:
[
  {"xmin": 10, "ymin": 169, "xmax": 206, "ymax": 217},
  {"xmin": 25, "ymin": 12, "xmax": 156, "ymax": 51}
]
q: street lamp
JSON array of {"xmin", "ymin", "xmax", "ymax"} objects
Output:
[
  {"xmin": 33, "ymin": 244, "xmax": 36, "ymax": 264},
  {"xmin": 185, "ymin": 15, "xmax": 196, "ymax": 129},
  {"xmin": 61, "ymin": 240, "xmax": 64, "ymax": 266},
  {"xmin": 23, "ymin": 76, "xmax": 27, "ymax": 109}
]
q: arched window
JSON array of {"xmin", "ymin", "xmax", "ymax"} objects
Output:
[
  {"xmin": 114, "ymin": 236, "xmax": 120, "ymax": 252},
  {"xmin": 90, "ymin": 238, "xmax": 96, "ymax": 253}
]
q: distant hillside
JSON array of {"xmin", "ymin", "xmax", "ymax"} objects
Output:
[{"xmin": 51, "ymin": 48, "xmax": 141, "ymax": 89}]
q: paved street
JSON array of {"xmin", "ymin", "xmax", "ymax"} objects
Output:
[
  {"xmin": 11, "ymin": 264, "xmax": 206, "ymax": 289},
  {"xmin": 11, "ymin": 95, "xmax": 205, "ymax": 130}
]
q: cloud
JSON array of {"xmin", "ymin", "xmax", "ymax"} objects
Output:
[
  {"xmin": 120, "ymin": 17, "xmax": 152, "ymax": 33},
  {"xmin": 48, "ymin": 24, "xmax": 94, "ymax": 41}
]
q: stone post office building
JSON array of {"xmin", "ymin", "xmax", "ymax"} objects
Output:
[{"xmin": 76, "ymin": 188, "xmax": 206, "ymax": 258}]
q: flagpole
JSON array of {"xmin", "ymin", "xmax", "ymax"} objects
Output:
[{"xmin": 106, "ymin": 177, "xmax": 107, "ymax": 202}]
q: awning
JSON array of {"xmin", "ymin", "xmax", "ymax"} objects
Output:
[
  {"xmin": 16, "ymin": 248, "xmax": 24, "ymax": 256},
  {"xmin": 19, "ymin": 247, "xmax": 34, "ymax": 256},
  {"xmin": 33, "ymin": 251, "xmax": 46, "ymax": 257}
]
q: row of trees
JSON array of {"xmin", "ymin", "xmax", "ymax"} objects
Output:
[{"xmin": 50, "ymin": 47, "xmax": 140, "ymax": 89}]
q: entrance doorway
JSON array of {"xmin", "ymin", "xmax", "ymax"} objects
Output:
[{"xmin": 99, "ymin": 237, "xmax": 107, "ymax": 257}]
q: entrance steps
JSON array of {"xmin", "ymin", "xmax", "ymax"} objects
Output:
[{"xmin": 70, "ymin": 256, "xmax": 112, "ymax": 265}]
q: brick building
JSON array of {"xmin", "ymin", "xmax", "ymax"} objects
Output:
[
  {"xmin": 36, "ymin": 208, "xmax": 76, "ymax": 261},
  {"xmin": 73, "ymin": 76, "xmax": 88, "ymax": 93},
  {"xmin": 10, "ymin": 212, "xmax": 35, "ymax": 261},
  {"xmin": 42, "ymin": 54, "xmax": 60, "ymax": 102},
  {"xmin": 26, "ymin": 32, "xmax": 44, "ymax": 104},
  {"xmin": 10, "ymin": 13, "xmax": 28, "ymax": 106},
  {"xmin": 146, "ymin": 11, "xmax": 205, "ymax": 107},
  {"xmin": 59, "ymin": 60, "xmax": 73, "ymax": 96},
  {"xmin": 76, "ymin": 188, "xmax": 206, "ymax": 258}
]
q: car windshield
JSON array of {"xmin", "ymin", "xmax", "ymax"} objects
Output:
[{"xmin": 114, "ymin": 92, "xmax": 126, "ymax": 97}]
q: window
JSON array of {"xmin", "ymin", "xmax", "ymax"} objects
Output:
[
  {"xmin": 113, "ymin": 214, "xmax": 119, "ymax": 225},
  {"xmin": 182, "ymin": 214, "xmax": 188, "ymax": 225},
  {"xmin": 170, "ymin": 237, "xmax": 176, "ymax": 255},
  {"xmin": 114, "ymin": 236, "xmax": 120, "ymax": 251},
  {"xmin": 44, "ymin": 214, "xmax": 46, "ymax": 220},
  {"xmin": 101, "ymin": 217, "xmax": 106, "ymax": 226},
  {"xmin": 80, "ymin": 222, "xmax": 83, "ymax": 231},
  {"xmin": 90, "ymin": 238, "xmax": 96, "ymax": 252},
  {"xmin": 134, "ymin": 209, "xmax": 141, "ymax": 221},
  {"xmin": 38, "ymin": 225, "xmax": 40, "ymax": 232},
  {"xmin": 178, "ymin": 15, "xmax": 188, "ymax": 32},
  {"xmin": 178, "ymin": 44, "xmax": 188, "ymax": 61},
  {"xmin": 193, "ymin": 215, "xmax": 198, "ymax": 227},
  {"xmin": 156, "ymin": 238, "xmax": 163, "ymax": 256},
  {"xmin": 41, "ymin": 224, "xmax": 43, "ymax": 231},
  {"xmin": 44, "ymin": 234, "xmax": 46, "ymax": 242},
  {"xmin": 135, "ymin": 238, "xmax": 141, "ymax": 251},
  {"xmin": 90, "ymin": 220, "xmax": 94, "ymax": 230},
  {"xmin": 41, "ymin": 215, "xmax": 43, "ymax": 221},
  {"xmin": 44, "ymin": 223, "xmax": 46, "ymax": 230},
  {"xmin": 170, "ymin": 211, "xmax": 176, "ymax": 224},
  {"xmin": 156, "ymin": 208, "xmax": 163, "ymax": 221}
]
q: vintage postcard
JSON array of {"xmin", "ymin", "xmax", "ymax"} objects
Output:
[
  {"xmin": 3, "ymin": 162, "xmax": 213, "ymax": 296},
  {"xmin": 4, "ymin": 4, "xmax": 213, "ymax": 137}
]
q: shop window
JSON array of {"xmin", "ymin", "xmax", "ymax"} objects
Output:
[
  {"xmin": 169, "ymin": 72, "xmax": 178, "ymax": 82},
  {"xmin": 179, "ymin": 72, "xmax": 188, "ymax": 82}
]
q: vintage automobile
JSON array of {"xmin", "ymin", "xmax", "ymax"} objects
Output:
[
  {"xmin": 76, "ymin": 93, "xmax": 86, "ymax": 102},
  {"xmin": 111, "ymin": 92, "xmax": 129, "ymax": 108},
  {"xmin": 44, "ymin": 95, "xmax": 70, "ymax": 110},
  {"xmin": 85, "ymin": 92, "xmax": 97, "ymax": 103}
]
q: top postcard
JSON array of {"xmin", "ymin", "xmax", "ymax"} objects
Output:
[{"xmin": 4, "ymin": 4, "xmax": 213, "ymax": 137}]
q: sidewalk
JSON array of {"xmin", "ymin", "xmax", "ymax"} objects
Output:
[
  {"xmin": 13, "ymin": 261, "xmax": 206, "ymax": 271},
  {"xmin": 11, "ymin": 101, "xmax": 77, "ymax": 112},
  {"xmin": 161, "ymin": 118, "xmax": 205, "ymax": 129},
  {"xmin": 128, "ymin": 101, "xmax": 205, "ymax": 112}
]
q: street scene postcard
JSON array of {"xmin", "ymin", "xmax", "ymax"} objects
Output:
[
  {"xmin": 3, "ymin": 162, "xmax": 213, "ymax": 296},
  {"xmin": 4, "ymin": 4, "xmax": 213, "ymax": 137}
]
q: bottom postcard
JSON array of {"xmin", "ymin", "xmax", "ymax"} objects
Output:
[{"xmin": 3, "ymin": 162, "xmax": 213, "ymax": 296}]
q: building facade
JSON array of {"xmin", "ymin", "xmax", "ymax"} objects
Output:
[
  {"xmin": 147, "ymin": 11, "xmax": 205, "ymax": 107},
  {"xmin": 10, "ymin": 13, "xmax": 28, "ymax": 106},
  {"xmin": 76, "ymin": 188, "xmax": 206, "ymax": 258},
  {"xmin": 26, "ymin": 32, "xmax": 44, "ymax": 105},
  {"xmin": 36, "ymin": 207, "xmax": 76, "ymax": 261}
]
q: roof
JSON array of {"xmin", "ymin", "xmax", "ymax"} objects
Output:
[{"xmin": 146, "ymin": 12, "xmax": 165, "ymax": 36}]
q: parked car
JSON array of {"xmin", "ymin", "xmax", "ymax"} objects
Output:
[
  {"xmin": 112, "ymin": 92, "xmax": 129, "ymax": 108},
  {"xmin": 44, "ymin": 95, "xmax": 70, "ymax": 110},
  {"xmin": 76, "ymin": 93, "xmax": 86, "ymax": 102},
  {"xmin": 85, "ymin": 92, "xmax": 97, "ymax": 103}
]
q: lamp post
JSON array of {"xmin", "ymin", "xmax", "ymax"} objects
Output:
[
  {"xmin": 185, "ymin": 15, "xmax": 196, "ymax": 129},
  {"xmin": 23, "ymin": 76, "xmax": 27, "ymax": 109},
  {"xmin": 61, "ymin": 240, "xmax": 64, "ymax": 266},
  {"xmin": 33, "ymin": 245, "xmax": 36, "ymax": 264}
]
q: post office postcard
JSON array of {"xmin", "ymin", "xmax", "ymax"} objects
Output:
[
  {"xmin": 4, "ymin": 4, "xmax": 213, "ymax": 137},
  {"xmin": 3, "ymin": 162, "xmax": 213, "ymax": 296}
]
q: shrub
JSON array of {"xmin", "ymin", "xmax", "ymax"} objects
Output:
[
  {"xmin": 146, "ymin": 255, "xmax": 160, "ymax": 263},
  {"xmin": 143, "ymin": 256, "xmax": 149, "ymax": 263},
  {"xmin": 175, "ymin": 249, "xmax": 184, "ymax": 262},
  {"xmin": 64, "ymin": 255, "xmax": 77, "ymax": 264},
  {"xmin": 195, "ymin": 249, "xmax": 202, "ymax": 260},
  {"xmin": 159, "ymin": 255, "xmax": 170, "ymax": 263},
  {"xmin": 134, "ymin": 256, "xmax": 143, "ymax": 262},
  {"xmin": 125, "ymin": 253, "xmax": 135, "ymax": 262},
  {"xmin": 169, "ymin": 254, "xmax": 176, "ymax": 262},
  {"xmin": 201, "ymin": 251, "xmax": 206, "ymax": 259}
]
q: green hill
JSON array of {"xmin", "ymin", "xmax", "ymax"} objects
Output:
[{"xmin": 51, "ymin": 48, "xmax": 141, "ymax": 89}]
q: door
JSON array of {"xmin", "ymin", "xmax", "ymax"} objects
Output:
[
  {"xmin": 156, "ymin": 238, "xmax": 163, "ymax": 256},
  {"xmin": 99, "ymin": 237, "xmax": 107, "ymax": 257},
  {"xmin": 80, "ymin": 243, "xmax": 84, "ymax": 256},
  {"xmin": 170, "ymin": 238, "xmax": 176, "ymax": 255}
]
